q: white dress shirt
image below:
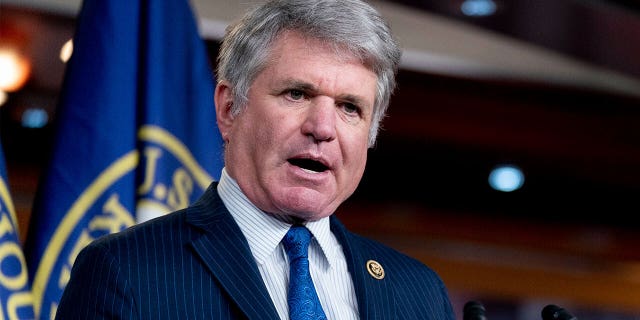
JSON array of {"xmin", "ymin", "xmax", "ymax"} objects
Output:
[{"xmin": 217, "ymin": 168, "xmax": 359, "ymax": 320}]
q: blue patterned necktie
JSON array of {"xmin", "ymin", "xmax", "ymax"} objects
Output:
[{"xmin": 282, "ymin": 225, "xmax": 327, "ymax": 320}]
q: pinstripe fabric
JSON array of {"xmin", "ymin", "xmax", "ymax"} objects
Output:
[
  {"xmin": 332, "ymin": 219, "xmax": 456, "ymax": 320},
  {"xmin": 217, "ymin": 169, "xmax": 359, "ymax": 320},
  {"xmin": 56, "ymin": 182, "xmax": 456, "ymax": 320}
]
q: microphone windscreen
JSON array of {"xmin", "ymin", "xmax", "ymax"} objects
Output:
[
  {"xmin": 542, "ymin": 304, "xmax": 578, "ymax": 320},
  {"xmin": 463, "ymin": 300, "xmax": 487, "ymax": 320}
]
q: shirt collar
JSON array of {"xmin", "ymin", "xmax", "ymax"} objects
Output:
[{"xmin": 216, "ymin": 168, "xmax": 336, "ymax": 269}]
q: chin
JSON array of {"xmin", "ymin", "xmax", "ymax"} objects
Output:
[
  {"xmin": 289, "ymin": 211, "xmax": 331, "ymax": 223},
  {"xmin": 276, "ymin": 188, "xmax": 340, "ymax": 220},
  {"xmin": 280, "ymin": 202, "xmax": 333, "ymax": 222}
]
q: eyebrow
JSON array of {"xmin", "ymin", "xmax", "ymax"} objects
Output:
[
  {"xmin": 279, "ymin": 78, "xmax": 317, "ymax": 93},
  {"xmin": 279, "ymin": 78, "xmax": 373, "ymax": 109}
]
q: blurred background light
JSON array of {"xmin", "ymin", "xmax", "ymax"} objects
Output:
[
  {"xmin": 0, "ymin": 48, "xmax": 32, "ymax": 92},
  {"xmin": 21, "ymin": 107, "xmax": 49, "ymax": 128},
  {"xmin": 60, "ymin": 39, "xmax": 73, "ymax": 63},
  {"xmin": 461, "ymin": 0, "xmax": 497, "ymax": 17},
  {"xmin": 489, "ymin": 165, "xmax": 524, "ymax": 192},
  {"xmin": 0, "ymin": 90, "xmax": 7, "ymax": 106}
]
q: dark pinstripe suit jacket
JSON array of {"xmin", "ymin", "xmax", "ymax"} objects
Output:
[{"xmin": 56, "ymin": 182, "xmax": 455, "ymax": 319}]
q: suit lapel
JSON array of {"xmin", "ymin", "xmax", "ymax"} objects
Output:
[
  {"xmin": 331, "ymin": 216, "xmax": 397, "ymax": 320},
  {"xmin": 183, "ymin": 184, "xmax": 396, "ymax": 319},
  {"xmin": 186, "ymin": 184, "xmax": 280, "ymax": 319}
]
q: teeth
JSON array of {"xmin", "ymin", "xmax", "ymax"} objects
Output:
[{"xmin": 301, "ymin": 168, "xmax": 319, "ymax": 174}]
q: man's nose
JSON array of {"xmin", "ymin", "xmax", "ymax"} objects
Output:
[{"xmin": 301, "ymin": 97, "xmax": 337, "ymax": 143}]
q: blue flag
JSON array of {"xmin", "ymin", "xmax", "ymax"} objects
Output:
[
  {"xmin": 24, "ymin": 0, "xmax": 224, "ymax": 318},
  {"xmin": 0, "ymin": 142, "xmax": 35, "ymax": 319}
]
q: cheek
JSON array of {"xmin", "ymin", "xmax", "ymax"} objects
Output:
[
  {"xmin": 236, "ymin": 112, "xmax": 290, "ymax": 164},
  {"xmin": 235, "ymin": 108, "xmax": 276, "ymax": 142},
  {"xmin": 344, "ymin": 147, "xmax": 368, "ymax": 195},
  {"xmin": 344, "ymin": 135, "xmax": 370, "ymax": 173},
  {"xmin": 355, "ymin": 148, "xmax": 368, "ymax": 177}
]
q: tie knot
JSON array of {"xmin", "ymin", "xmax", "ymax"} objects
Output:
[{"xmin": 283, "ymin": 225, "xmax": 311, "ymax": 260}]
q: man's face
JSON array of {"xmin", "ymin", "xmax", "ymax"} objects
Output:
[{"xmin": 216, "ymin": 31, "xmax": 377, "ymax": 221}]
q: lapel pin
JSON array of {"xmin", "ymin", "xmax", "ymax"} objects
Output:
[{"xmin": 366, "ymin": 260, "xmax": 385, "ymax": 280}]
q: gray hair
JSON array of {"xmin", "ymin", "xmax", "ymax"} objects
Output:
[{"xmin": 216, "ymin": 0, "xmax": 402, "ymax": 147}]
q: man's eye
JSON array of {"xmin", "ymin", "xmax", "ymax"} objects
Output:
[
  {"xmin": 342, "ymin": 103, "xmax": 361, "ymax": 116},
  {"xmin": 288, "ymin": 89, "xmax": 305, "ymax": 100}
]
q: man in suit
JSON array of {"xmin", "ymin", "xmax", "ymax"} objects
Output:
[{"xmin": 57, "ymin": 0, "xmax": 456, "ymax": 319}]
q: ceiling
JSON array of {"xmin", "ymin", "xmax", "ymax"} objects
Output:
[
  {"xmin": 394, "ymin": 0, "xmax": 640, "ymax": 79},
  {"xmin": 3, "ymin": 0, "xmax": 640, "ymax": 228},
  {"xmin": 5, "ymin": 0, "xmax": 640, "ymax": 95}
]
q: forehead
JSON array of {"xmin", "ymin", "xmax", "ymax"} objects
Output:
[
  {"xmin": 263, "ymin": 31, "xmax": 377, "ymax": 99},
  {"xmin": 269, "ymin": 30, "xmax": 363, "ymax": 64}
]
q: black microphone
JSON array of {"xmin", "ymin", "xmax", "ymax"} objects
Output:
[
  {"xmin": 463, "ymin": 300, "xmax": 487, "ymax": 320},
  {"xmin": 541, "ymin": 304, "xmax": 578, "ymax": 320}
]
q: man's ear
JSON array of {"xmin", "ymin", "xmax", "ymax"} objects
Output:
[{"xmin": 214, "ymin": 81, "xmax": 234, "ymax": 142}]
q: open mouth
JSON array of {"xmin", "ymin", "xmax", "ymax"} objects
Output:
[{"xmin": 288, "ymin": 158, "xmax": 329, "ymax": 173}]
